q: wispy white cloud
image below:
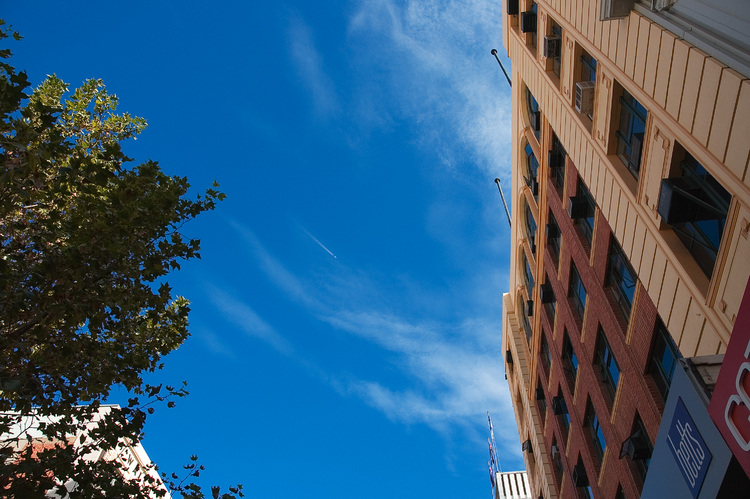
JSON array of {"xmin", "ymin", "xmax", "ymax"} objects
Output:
[
  {"xmin": 203, "ymin": 283, "xmax": 294, "ymax": 356},
  {"xmin": 224, "ymin": 221, "xmax": 517, "ymax": 454},
  {"xmin": 287, "ymin": 15, "xmax": 340, "ymax": 118},
  {"xmin": 347, "ymin": 0, "xmax": 512, "ymax": 180}
]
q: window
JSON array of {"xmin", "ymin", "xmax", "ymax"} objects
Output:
[
  {"xmin": 541, "ymin": 277, "xmax": 556, "ymax": 322},
  {"xmin": 570, "ymin": 180, "xmax": 595, "ymax": 246},
  {"xmin": 594, "ymin": 327, "xmax": 620, "ymax": 399},
  {"xmin": 525, "ymin": 201, "xmax": 538, "ymax": 257},
  {"xmin": 568, "ymin": 262, "xmax": 587, "ymax": 321},
  {"xmin": 649, "ymin": 320, "xmax": 680, "ymax": 401},
  {"xmin": 562, "ymin": 330, "xmax": 579, "ymax": 388},
  {"xmin": 528, "ymin": 2, "xmax": 538, "ymax": 50},
  {"xmin": 577, "ymin": 49, "xmax": 597, "ymax": 121},
  {"xmin": 548, "ymin": 21, "xmax": 562, "ymax": 78},
  {"xmin": 549, "ymin": 133, "xmax": 566, "ymax": 193},
  {"xmin": 616, "ymin": 89, "xmax": 647, "ymax": 179},
  {"xmin": 551, "ymin": 436, "xmax": 563, "ymax": 486},
  {"xmin": 585, "ymin": 398, "xmax": 607, "ymax": 463},
  {"xmin": 547, "ymin": 210, "xmax": 561, "ymax": 262},
  {"xmin": 608, "ymin": 237, "xmax": 637, "ymax": 320},
  {"xmin": 522, "ymin": 307, "xmax": 533, "ymax": 343},
  {"xmin": 526, "ymin": 86, "xmax": 541, "ymax": 141},
  {"xmin": 554, "ymin": 387, "xmax": 570, "ymax": 438},
  {"xmin": 524, "ymin": 142, "xmax": 540, "ymax": 202},
  {"xmin": 623, "ymin": 413, "xmax": 653, "ymax": 483},
  {"xmin": 524, "ymin": 253, "xmax": 535, "ymax": 293},
  {"xmin": 658, "ymin": 149, "xmax": 731, "ymax": 279},
  {"xmin": 540, "ymin": 331, "xmax": 551, "ymax": 377},
  {"xmin": 536, "ymin": 379, "xmax": 547, "ymax": 422}
]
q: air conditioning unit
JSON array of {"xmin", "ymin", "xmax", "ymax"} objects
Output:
[
  {"xmin": 572, "ymin": 462, "xmax": 589, "ymax": 487},
  {"xmin": 629, "ymin": 132, "xmax": 644, "ymax": 170},
  {"xmin": 522, "ymin": 439, "xmax": 533, "ymax": 453},
  {"xmin": 506, "ymin": 349, "xmax": 514, "ymax": 365},
  {"xmin": 575, "ymin": 81, "xmax": 595, "ymax": 115},
  {"xmin": 619, "ymin": 429, "xmax": 653, "ymax": 461},
  {"xmin": 650, "ymin": 0, "xmax": 674, "ymax": 11},
  {"xmin": 535, "ymin": 387, "xmax": 545, "ymax": 400},
  {"xmin": 599, "ymin": 0, "xmax": 635, "ymax": 21},
  {"xmin": 657, "ymin": 177, "xmax": 708, "ymax": 225},
  {"xmin": 543, "ymin": 36, "xmax": 561, "ymax": 58},
  {"xmin": 526, "ymin": 299, "xmax": 534, "ymax": 317},
  {"xmin": 540, "ymin": 283, "xmax": 555, "ymax": 304},
  {"xmin": 529, "ymin": 110, "xmax": 541, "ymax": 132},
  {"xmin": 568, "ymin": 195, "xmax": 589, "ymax": 220},
  {"xmin": 507, "ymin": 0, "xmax": 519, "ymax": 15},
  {"xmin": 551, "ymin": 444, "xmax": 559, "ymax": 458},
  {"xmin": 551, "ymin": 395, "xmax": 567, "ymax": 415},
  {"xmin": 520, "ymin": 11, "xmax": 537, "ymax": 33},
  {"xmin": 548, "ymin": 150, "xmax": 565, "ymax": 169}
]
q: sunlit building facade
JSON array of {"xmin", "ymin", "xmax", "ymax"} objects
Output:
[{"xmin": 500, "ymin": 1, "xmax": 750, "ymax": 498}]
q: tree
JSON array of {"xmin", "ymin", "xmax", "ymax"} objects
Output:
[{"xmin": 0, "ymin": 20, "xmax": 240, "ymax": 498}]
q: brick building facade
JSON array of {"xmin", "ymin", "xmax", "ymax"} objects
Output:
[{"xmin": 500, "ymin": 1, "xmax": 750, "ymax": 498}]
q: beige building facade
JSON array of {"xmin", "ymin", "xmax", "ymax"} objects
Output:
[{"xmin": 500, "ymin": 0, "xmax": 750, "ymax": 497}]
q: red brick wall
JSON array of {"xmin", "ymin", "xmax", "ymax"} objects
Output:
[{"xmin": 534, "ymin": 158, "xmax": 667, "ymax": 498}]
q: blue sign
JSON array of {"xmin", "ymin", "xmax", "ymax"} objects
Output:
[{"xmin": 667, "ymin": 397, "xmax": 713, "ymax": 498}]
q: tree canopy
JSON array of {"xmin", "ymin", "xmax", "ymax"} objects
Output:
[{"xmin": 0, "ymin": 20, "xmax": 239, "ymax": 498}]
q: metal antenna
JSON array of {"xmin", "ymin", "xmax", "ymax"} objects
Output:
[
  {"xmin": 491, "ymin": 49, "xmax": 512, "ymax": 88},
  {"xmin": 494, "ymin": 178, "xmax": 512, "ymax": 229}
]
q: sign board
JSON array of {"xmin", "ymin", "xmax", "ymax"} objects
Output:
[
  {"xmin": 667, "ymin": 397, "xmax": 712, "ymax": 498},
  {"xmin": 708, "ymin": 277, "xmax": 750, "ymax": 477}
]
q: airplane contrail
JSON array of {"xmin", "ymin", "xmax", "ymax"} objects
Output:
[{"xmin": 301, "ymin": 227, "xmax": 337, "ymax": 259}]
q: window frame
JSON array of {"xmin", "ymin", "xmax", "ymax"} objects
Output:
[
  {"xmin": 616, "ymin": 89, "xmax": 647, "ymax": 180},
  {"xmin": 568, "ymin": 262, "xmax": 587, "ymax": 321},
  {"xmin": 524, "ymin": 142, "xmax": 540, "ymax": 203},
  {"xmin": 665, "ymin": 151, "xmax": 731, "ymax": 279},
  {"xmin": 549, "ymin": 133, "xmax": 567, "ymax": 193},
  {"xmin": 562, "ymin": 330, "xmax": 579, "ymax": 388},
  {"xmin": 649, "ymin": 321, "xmax": 680, "ymax": 401},
  {"xmin": 607, "ymin": 237, "xmax": 637, "ymax": 320},
  {"xmin": 575, "ymin": 181, "xmax": 596, "ymax": 246},
  {"xmin": 526, "ymin": 87, "xmax": 541, "ymax": 142},
  {"xmin": 579, "ymin": 50, "xmax": 597, "ymax": 120},
  {"xmin": 594, "ymin": 327, "xmax": 620, "ymax": 399},
  {"xmin": 525, "ymin": 201, "xmax": 538, "ymax": 256},
  {"xmin": 585, "ymin": 398, "xmax": 607, "ymax": 463}
]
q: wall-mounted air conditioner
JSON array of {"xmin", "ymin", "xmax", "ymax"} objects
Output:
[
  {"xmin": 551, "ymin": 444, "xmax": 559, "ymax": 458},
  {"xmin": 575, "ymin": 81, "xmax": 595, "ymax": 115},
  {"xmin": 572, "ymin": 463, "xmax": 589, "ymax": 487},
  {"xmin": 522, "ymin": 439, "xmax": 533, "ymax": 453},
  {"xmin": 619, "ymin": 429, "xmax": 653, "ymax": 461},
  {"xmin": 507, "ymin": 0, "xmax": 519, "ymax": 15},
  {"xmin": 599, "ymin": 0, "xmax": 634, "ymax": 21},
  {"xmin": 520, "ymin": 11, "xmax": 537, "ymax": 33},
  {"xmin": 650, "ymin": 0, "xmax": 674, "ymax": 11},
  {"xmin": 568, "ymin": 196, "xmax": 589, "ymax": 220},
  {"xmin": 548, "ymin": 150, "xmax": 565, "ymax": 169},
  {"xmin": 543, "ymin": 36, "xmax": 561, "ymax": 58}
]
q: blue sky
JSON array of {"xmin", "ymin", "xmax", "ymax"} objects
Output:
[{"xmin": 7, "ymin": 1, "xmax": 519, "ymax": 497}]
